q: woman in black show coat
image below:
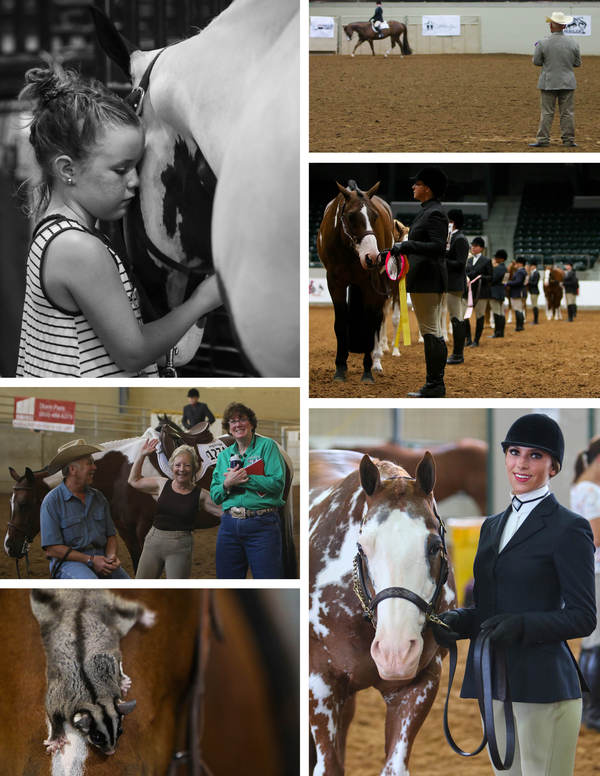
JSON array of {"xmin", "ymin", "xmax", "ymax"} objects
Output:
[
  {"xmin": 390, "ymin": 166, "xmax": 449, "ymax": 397},
  {"xmin": 433, "ymin": 413, "xmax": 596, "ymax": 775}
]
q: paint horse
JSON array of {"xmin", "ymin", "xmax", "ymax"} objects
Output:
[
  {"xmin": 544, "ymin": 266, "xmax": 565, "ymax": 319},
  {"xmin": 343, "ymin": 21, "xmax": 412, "ymax": 58},
  {"xmin": 349, "ymin": 438, "xmax": 488, "ymax": 515},
  {"xmin": 0, "ymin": 589, "xmax": 298, "ymax": 776},
  {"xmin": 92, "ymin": 0, "xmax": 299, "ymax": 377},
  {"xmin": 5, "ymin": 423, "xmax": 297, "ymax": 578},
  {"xmin": 317, "ymin": 180, "xmax": 394, "ymax": 383},
  {"xmin": 309, "ymin": 450, "xmax": 456, "ymax": 775}
]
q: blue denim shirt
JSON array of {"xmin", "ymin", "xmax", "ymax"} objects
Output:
[{"xmin": 40, "ymin": 481, "xmax": 116, "ymax": 557}]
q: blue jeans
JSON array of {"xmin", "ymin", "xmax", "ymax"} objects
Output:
[
  {"xmin": 51, "ymin": 561, "xmax": 130, "ymax": 579},
  {"xmin": 216, "ymin": 512, "xmax": 283, "ymax": 579}
]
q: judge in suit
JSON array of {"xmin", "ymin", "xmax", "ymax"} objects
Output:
[
  {"xmin": 465, "ymin": 237, "xmax": 493, "ymax": 348},
  {"xmin": 431, "ymin": 413, "xmax": 596, "ymax": 776},
  {"xmin": 389, "ymin": 166, "xmax": 449, "ymax": 397},
  {"xmin": 530, "ymin": 11, "xmax": 581, "ymax": 148}
]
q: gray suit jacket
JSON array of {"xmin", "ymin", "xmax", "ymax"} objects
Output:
[{"xmin": 533, "ymin": 31, "xmax": 581, "ymax": 90}]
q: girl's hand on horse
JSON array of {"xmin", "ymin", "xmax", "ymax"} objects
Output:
[
  {"xmin": 190, "ymin": 274, "xmax": 222, "ymax": 316},
  {"xmin": 141, "ymin": 438, "xmax": 159, "ymax": 456},
  {"xmin": 430, "ymin": 610, "xmax": 469, "ymax": 648}
]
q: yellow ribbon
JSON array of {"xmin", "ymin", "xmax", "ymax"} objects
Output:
[{"xmin": 393, "ymin": 276, "xmax": 411, "ymax": 348}]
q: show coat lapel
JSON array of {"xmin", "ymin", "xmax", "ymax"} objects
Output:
[
  {"xmin": 499, "ymin": 493, "xmax": 557, "ymax": 555},
  {"xmin": 491, "ymin": 505, "xmax": 512, "ymax": 554}
]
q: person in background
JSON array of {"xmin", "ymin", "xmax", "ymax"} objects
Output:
[
  {"xmin": 489, "ymin": 249, "xmax": 508, "ymax": 339},
  {"xmin": 506, "ymin": 256, "xmax": 528, "ymax": 332},
  {"xmin": 562, "ymin": 261, "xmax": 579, "ymax": 321},
  {"xmin": 571, "ymin": 436, "xmax": 600, "ymax": 732},
  {"xmin": 182, "ymin": 388, "xmax": 215, "ymax": 429},
  {"xmin": 445, "ymin": 208, "xmax": 469, "ymax": 365},
  {"xmin": 465, "ymin": 237, "xmax": 492, "ymax": 348},
  {"xmin": 526, "ymin": 258, "xmax": 541, "ymax": 324}
]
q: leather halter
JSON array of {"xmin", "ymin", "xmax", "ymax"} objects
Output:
[
  {"xmin": 352, "ymin": 485, "xmax": 450, "ymax": 630},
  {"xmin": 7, "ymin": 483, "xmax": 39, "ymax": 578},
  {"xmin": 338, "ymin": 199, "xmax": 376, "ymax": 249}
]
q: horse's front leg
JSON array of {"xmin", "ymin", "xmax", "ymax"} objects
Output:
[
  {"xmin": 369, "ymin": 39, "xmax": 375, "ymax": 55},
  {"xmin": 391, "ymin": 300, "xmax": 401, "ymax": 356},
  {"xmin": 351, "ymin": 39, "xmax": 362, "ymax": 56},
  {"xmin": 378, "ymin": 654, "xmax": 443, "ymax": 776},
  {"xmin": 364, "ymin": 304, "xmax": 384, "ymax": 382},
  {"xmin": 309, "ymin": 671, "xmax": 356, "ymax": 776},
  {"xmin": 330, "ymin": 291, "xmax": 350, "ymax": 381}
]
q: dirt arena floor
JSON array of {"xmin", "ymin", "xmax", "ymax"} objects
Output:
[
  {"xmin": 310, "ymin": 54, "xmax": 600, "ymax": 153},
  {"xmin": 0, "ymin": 487, "xmax": 299, "ymax": 579},
  {"xmin": 310, "ymin": 305, "xmax": 599, "ymax": 398},
  {"xmin": 344, "ymin": 638, "xmax": 599, "ymax": 775}
]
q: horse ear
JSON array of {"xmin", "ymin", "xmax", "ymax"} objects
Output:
[
  {"xmin": 89, "ymin": 5, "xmax": 137, "ymax": 79},
  {"xmin": 415, "ymin": 452, "xmax": 436, "ymax": 496},
  {"xmin": 9, "ymin": 467, "xmax": 20, "ymax": 482},
  {"xmin": 116, "ymin": 699, "xmax": 137, "ymax": 716},
  {"xmin": 359, "ymin": 455, "xmax": 380, "ymax": 497},
  {"xmin": 336, "ymin": 181, "xmax": 351, "ymax": 200},
  {"xmin": 364, "ymin": 181, "xmax": 381, "ymax": 199},
  {"xmin": 25, "ymin": 467, "xmax": 35, "ymax": 484}
]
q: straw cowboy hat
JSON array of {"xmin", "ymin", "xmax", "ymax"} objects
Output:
[
  {"xmin": 546, "ymin": 12, "xmax": 573, "ymax": 25},
  {"xmin": 47, "ymin": 439, "xmax": 103, "ymax": 474}
]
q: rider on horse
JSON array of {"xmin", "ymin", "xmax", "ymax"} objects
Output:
[{"xmin": 370, "ymin": 2, "xmax": 384, "ymax": 37}]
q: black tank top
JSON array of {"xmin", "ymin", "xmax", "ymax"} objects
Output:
[{"xmin": 153, "ymin": 480, "xmax": 199, "ymax": 531}]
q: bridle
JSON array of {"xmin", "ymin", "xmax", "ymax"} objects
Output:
[
  {"xmin": 7, "ymin": 482, "xmax": 40, "ymax": 578},
  {"xmin": 352, "ymin": 483, "xmax": 450, "ymax": 630},
  {"xmin": 338, "ymin": 199, "xmax": 377, "ymax": 253}
]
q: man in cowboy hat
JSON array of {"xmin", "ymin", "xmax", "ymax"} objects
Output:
[
  {"xmin": 529, "ymin": 11, "xmax": 581, "ymax": 148},
  {"xmin": 40, "ymin": 439, "xmax": 130, "ymax": 579}
]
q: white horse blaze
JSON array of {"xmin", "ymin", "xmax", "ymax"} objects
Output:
[
  {"xmin": 357, "ymin": 205, "xmax": 379, "ymax": 270},
  {"xmin": 360, "ymin": 508, "xmax": 435, "ymax": 680}
]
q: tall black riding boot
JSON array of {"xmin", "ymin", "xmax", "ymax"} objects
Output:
[
  {"xmin": 489, "ymin": 313, "xmax": 503, "ymax": 338},
  {"xmin": 497, "ymin": 315, "xmax": 506, "ymax": 337},
  {"xmin": 408, "ymin": 333, "xmax": 446, "ymax": 397},
  {"xmin": 580, "ymin": 646, "xmax": 600, "ymax": 731},
  {"xmin": 467, "ymin": 315, "xmax": 484, "ymax": 347},
  {"xmin": 533, "ymin": 306, "xmax": 539, "ymax": 324},
  {"xmin": 515, "ymin": 311, "xmax": 524, "ymax": 331},
  {"xmin": 463, "ymin": 317, "xmax": 472, "ymax": 346},
  {"xmin": 567, "ymin": 303, "xmax": 575, "ymax": 322},
  {"xmin": 447, "ymin": 317, "xmax": 465, "ymax": 364}
]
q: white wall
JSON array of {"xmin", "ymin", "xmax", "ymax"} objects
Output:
[{"xmin": 309, "ymin": 2, "xmax": 599, "ymax": 55}]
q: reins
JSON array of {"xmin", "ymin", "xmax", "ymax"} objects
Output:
[{"xmin": 443, "ymin": 628, "xmax": 516, "ymax": 771}]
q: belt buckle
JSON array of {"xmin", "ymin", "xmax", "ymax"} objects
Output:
[{"xmin": 230, "ymin": 507, "xmax": 246, "ymax": 519}]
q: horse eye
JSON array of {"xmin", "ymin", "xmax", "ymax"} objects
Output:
[{"xmin": 90, "ymin": 731, "xmax": 105, "ymax": 744}]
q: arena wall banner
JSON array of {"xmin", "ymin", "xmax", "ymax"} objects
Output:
[
  {"xmin": 565, "ymin": 16, "xmax": 591, "ymax": 36},
  {"xmin": 310, "ymin": 16, "xmax": 335, "ymax": 38},
  {"xmin": 422, "ymin": 16, "xmax": 461, "ymax": 36},
  {"xmin": 13, "ymin": 397, "xmax": 76, "ymax": 432}
]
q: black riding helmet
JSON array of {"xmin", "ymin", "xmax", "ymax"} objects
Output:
[{"xmin": 501, "ymin": 413, "xmax": 564, "ymax": 470}]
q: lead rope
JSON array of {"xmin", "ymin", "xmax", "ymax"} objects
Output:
[{"xmin": 443, "ymin": 627, "xmax": 515, "ymax": 771}]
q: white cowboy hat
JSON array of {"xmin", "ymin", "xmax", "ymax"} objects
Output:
[
  {"xmin": 46, "ymin": 439, "xmax": 103, "ymax": 474},
  {"xmin": 546, "ymin": 12, "xmax": 573, "ymax": 25}
]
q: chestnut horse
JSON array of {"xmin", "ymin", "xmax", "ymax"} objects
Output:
[
  {"xmin": 544, "ymin": 266, "xmax": 565, "ymax": 319},
  {"xmin": 91, "ymin": 0, "xmax": 299, "ymax": 377},
  {"xmin": 317, "ymin": 180, "xmax": 394, "ymax": 383},
  {"xmin": 348, "ymin": 438, "xmax": 488, "ymax": 514},
  {"xmin": 5, "ymin": 425, "xmax": 297, "ymax": 578},
  {"xmin": 0, "ymin": 588, "xmax": 298, "ymax": 776},
  {"xmin": 343, "ymin": 21, "xmax": 412, "ymax": 57},
  {"xmin": 309, "ymin": 450, "xmax": 456, "ymax": 775}
]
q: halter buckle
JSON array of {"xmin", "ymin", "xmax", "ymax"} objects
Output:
[{"xmin": 126, "ymin": 86, "xmax": 145, "ymax": 115}]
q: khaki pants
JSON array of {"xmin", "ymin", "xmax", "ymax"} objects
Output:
[
  {"xmin": 410, "ymin": 292, "xmax": 444, "ymax": 337},
  {"xmin": 536, "ymin": 89, "xmax": 575, "ymax": 144},
  {"xmin": 489, "ymin": 698, "xmax": 582, "ymax": 776},
  {"xmin": 474, "ymin": 298, "xmax": 488, "ymax": 319},
  {"xmin": 447, "ymin": 290, "xmax": 466, "ymax": 320},
  {"xmin": 530, "ymin": 293, "xmax": 539, "ymax": 307},
  {"xmin": 135, "ymin": 526, "xmax": 193, "ymax": 579},
  {"xmin": 490, "ymin": 299, "xmax": 505, "ymax": 316},
  {"xmin": 565, "ymin": 293, "xmax": 577, "ymax": 306},
  {"xmin": 510, "ymin": 298, "xmax": 524, "ymax": 313}
]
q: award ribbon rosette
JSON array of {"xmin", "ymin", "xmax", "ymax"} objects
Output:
[{"xmin": 383, "ymin": 251, "xmax": 411, "ymax": 348}]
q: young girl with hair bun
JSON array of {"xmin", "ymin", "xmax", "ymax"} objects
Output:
[{"xmin": 16, "ymin": 66, "xmax": 221, "ymax": 377}]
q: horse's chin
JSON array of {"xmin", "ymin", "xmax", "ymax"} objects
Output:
[{"xmin": 375, "ymin": 663, "xmax": 419, "ymax": 682}]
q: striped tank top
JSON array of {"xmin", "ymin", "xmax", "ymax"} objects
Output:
[{"xmin": 16, "ymin": 215, "xmax": 159, "ymax": 378}]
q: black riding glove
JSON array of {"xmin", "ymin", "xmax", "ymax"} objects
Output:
[
  {"xmin": 481, "ymin": 614, "xmax": 524, "ymax": 646},
  {"xmin": 390, "ymin": 241, "xmax": 414, "ymax": 257},
  {"xmin": 430, "ymin": 610, "xmax": 468, "ymax": 649}
]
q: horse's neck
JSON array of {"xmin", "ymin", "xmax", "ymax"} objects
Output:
[{"xmin": 146, "ymin": 0, "xmax": 297, "ymax": 175}]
